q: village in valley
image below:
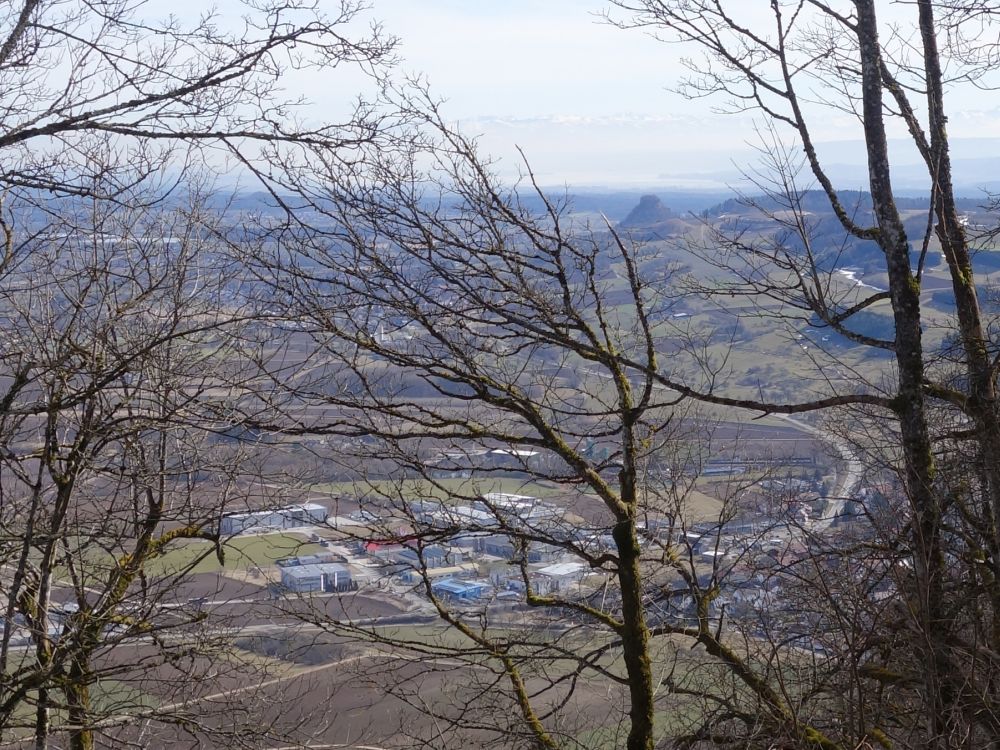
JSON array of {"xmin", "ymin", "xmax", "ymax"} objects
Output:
[{"xmin": 6, "ymin": 2, "xmax": 1000, "ymax": 746}]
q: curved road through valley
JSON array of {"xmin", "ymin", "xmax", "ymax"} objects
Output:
[{"xmin": 777, "ymin": 414, "xmax": 862, "ymax": 531}]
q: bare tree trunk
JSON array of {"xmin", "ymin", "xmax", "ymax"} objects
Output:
[
  {"xmin": 918, "ymin": 0, "xmax": 1000, "ymax": 662},
  {"xmin": 856, "ymin": 2, "xmax": 949, "ymax": 744},
  {"xmin": 33, "ymin": 687, "xmax": 49, "ymax": 750},
  {"xmin": 66, "ymin": 656, "xmax": 93, "ymax": 750},
  {"xmin": 614, "ymin": 516, "xmax": 655, "ymax": 750}
]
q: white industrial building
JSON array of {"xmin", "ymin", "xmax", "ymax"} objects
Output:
[
  {"xmin": 535, "ymin": 561, "xmax": 588, "ymax": 592},
  {"xmin": 280, "ymin": 562, "xmax": 354, "ymax": 593},
  {"xmin": 220, "ymin": 503, "xmax": 327, "ymax": 536}
]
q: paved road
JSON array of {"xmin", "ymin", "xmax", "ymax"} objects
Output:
[{"xmin": 778, "ymin": 414, "xmax": 862, "ymax": 531}]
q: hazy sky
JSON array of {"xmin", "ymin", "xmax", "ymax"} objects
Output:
[
  {"xmin": 376, "ymin": 0, "xmax": 675, "ymax": 118},
  {"xmin": 367, "ymin": 0, "xmax": 760, "ymax": 185},
  {"xmin": 352, "ymin": 1, "xmax": 1000, "ymax": 189},
  {"xmin": 176, "ymin": 0, "xmax": 1000, "ymax": 189}
]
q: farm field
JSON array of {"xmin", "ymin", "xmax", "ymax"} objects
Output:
[{"xmin": 148, "ymin": 533, "xmax": 326, "ymax": 577}]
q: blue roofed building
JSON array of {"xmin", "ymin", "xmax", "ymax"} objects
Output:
[{"xmin": 430, "ymin": 578, "xmax": 491, "ymax": 602}]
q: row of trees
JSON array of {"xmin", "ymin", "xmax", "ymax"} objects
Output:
[
  {"xmin": 257, "ymin": 2, "xmax": 1000, "ymax": 748},
  {"xmin": 4, "ymin": 1, "xmax": 1000, "ymax": 749},
  {"xmin": 0, "ymin": 1, "xmax": 394, "ymax": 747}
]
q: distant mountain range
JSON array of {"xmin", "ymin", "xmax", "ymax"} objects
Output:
[
  {"xmin": 650, "ymin": 137, "xmax": 1000, "ymax": 196},
  {"xmin": 462, "ymin": 113, "xmax": 1000, "ymax": 192}
]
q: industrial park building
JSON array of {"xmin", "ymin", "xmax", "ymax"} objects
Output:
[
  {"xmin": 430, "ymin": 578, "xmax": 491, "ymax": 601},
  {"xmin": 220, "ymin": 503, "xmax": 327, "ymax": 536},
  {"xmin": 280, "ymin": 562, "xmax": 354, "ymax": 593}
]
